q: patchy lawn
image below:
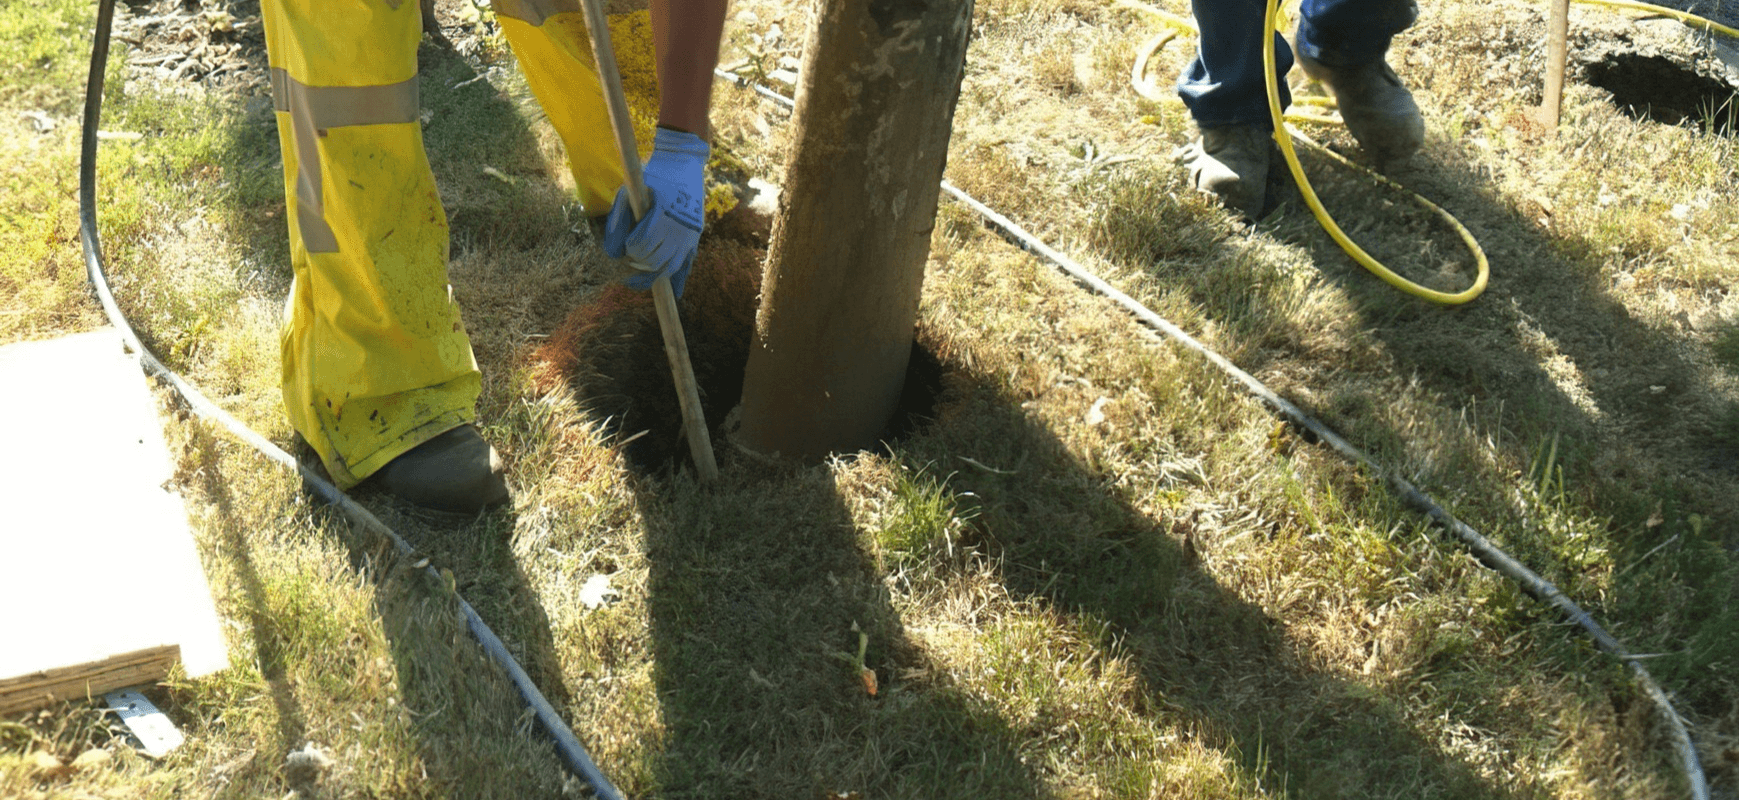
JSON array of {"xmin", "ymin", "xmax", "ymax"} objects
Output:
[{"xmin": 4, "ymin": 0, "xmax": 1737, "ymax": 798}]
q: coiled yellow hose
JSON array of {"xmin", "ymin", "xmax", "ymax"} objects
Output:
[
  {"xmin": 1127, "ymin": 0, "xmax": 1735, "ymax": 304},
  {"xmin": 1260, "ymin": 0, "xmax": 1490, "ymax": 303},
  {"xmin": 1120, "ymin": 0, "xmax": 1488, "ymax": 303}
]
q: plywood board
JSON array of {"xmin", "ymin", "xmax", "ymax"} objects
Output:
[
  {"xmin": 0, "ymin": 646, "xmax": 181, "ymax": 717},
  {"xmin": 0, "ymin": 330, "xmax": 227, "ymax": 712}
]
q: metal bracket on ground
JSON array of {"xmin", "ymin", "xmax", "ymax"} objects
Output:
[{"xmin": 105, "ymin": 688, "xmax": 184, "ymax": 758}]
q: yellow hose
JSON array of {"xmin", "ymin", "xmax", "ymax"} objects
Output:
[
  {"xmin": 1260, "ymin": 0, "xmax": 1489, "ymax": 304},
  {"xmin": 1122, "ymin": 0, "xmax": 1488, "ymax": 303},
  {"xmin": 1130, "ymin": 30, "xmax": 1180, "ymax": 100},
  {"xmin": 1575, "ymin": 0, "xmax": 1739, "ymax": 39},
  {"xmin": 1126, "ymin": 0, "xmax": 1734, "ymax": 303},
  {"xmin": 1128, "ymin": 33, "xmax": 1345, "ymax": 127},
  {"xmin": 1111, "ymin": 0, "xmax": 1196, "ymax": 33}
]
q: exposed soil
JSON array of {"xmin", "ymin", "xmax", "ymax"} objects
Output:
[
  {"xmin": 113, "ymin": 0, "xmax": 269, "ymax": 95},
  {"xmin": 530, "ymin": 225, "xmax": 947, "ymax": 474},
  {"xmin": 1586, "ymin": 50, "xmax": 1739, "ymax": 133},
  {"xmin": 1569, "ymin": 14, "xmax": 1739, "ymax": 134}
]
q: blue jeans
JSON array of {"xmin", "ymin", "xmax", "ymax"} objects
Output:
[{"xmin": 1178, "ymin": 0, "xmax": 1418, "ymax": 127}]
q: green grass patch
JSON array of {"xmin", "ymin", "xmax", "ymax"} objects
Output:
[
  {"xmin": 1713, "ymin": 322, "xmax": 1739, "ymax": 373},
  {"xmin": 0, "ymin": 0, "xmax": 102, "ymax": 113},
  {"xmin": 875, "ymin": 463, "xmax": 972, "ymax": 560}
]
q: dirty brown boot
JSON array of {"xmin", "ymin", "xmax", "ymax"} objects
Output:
[
  {"xmin": 1174, "ymin": 124, "xmax": 1277, "ymax": 220},
  {"xmin": 371, "ymin": 424, "xmax": 509, "ymax": 514},
  {"xmin": 1297, "ymin": 52, "xmax": 1424, "ymax": 163}
]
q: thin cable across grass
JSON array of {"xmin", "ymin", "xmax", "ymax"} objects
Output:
[
  {"xmin": 720, "ymin": 67, "xmax": 1710, "ymax": 795},
  {"xmin": 75, "ymin": 2, "xmax": 625, "ymax": 797}
]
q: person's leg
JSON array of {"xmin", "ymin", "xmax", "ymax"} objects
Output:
[
  {"xmin": 1178, "ymin": 0, "xmax": 1291, "ymax": 127},
  {"xmin": 1174, "ymin": 0, "xmax": 1291, "ymax": 218},
  {"xmin": 493, "ymin": 0, "xmax": 661, "ymax": 217},
  {"xmin": 1297, "ymin": 0, "xmax": 1417, "ymax": 69},
  {"xmin": 263, "ymin": 0, "xmax": 501, "ymax": 506},
  {"xmin": 1295, "ymin": 0, "xmax": 1423, "ymax": 161}
]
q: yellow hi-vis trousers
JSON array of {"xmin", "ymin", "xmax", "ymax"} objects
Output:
[{"xmin": 263, "ymin": 0, "xmax": 658, "ymax": 488}]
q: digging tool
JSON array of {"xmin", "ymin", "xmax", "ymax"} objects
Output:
[
  {"xmin": 1540, "ymin": 0, "xmax": 1572, "ymax": 128},
  {"xmin": 578, "ymin": 0, "xmax": 719, "ymax": 483}
]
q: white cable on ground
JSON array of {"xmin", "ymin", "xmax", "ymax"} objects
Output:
[{"xmin": 719, "ymin": 72, "xmax": 1708, "ymax": 799}]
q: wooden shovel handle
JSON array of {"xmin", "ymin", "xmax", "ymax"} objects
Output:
[
  {"xmin": 579, "ymin": 0, "xmax": 719, "ymax": 482},
  {"xmin": 1540, "ymin": 0, "xmax": 1571, "ymax": 129}
]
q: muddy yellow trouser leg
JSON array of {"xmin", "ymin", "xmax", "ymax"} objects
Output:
[
  {"xmin": 264, "ymin": 0, "xmax": 481, "ymax": 489},
  {"xmin": 492, "ymin": 0, "xmax": 660, "ymax": 215}
]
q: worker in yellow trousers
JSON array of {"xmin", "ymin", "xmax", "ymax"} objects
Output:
[{"xmin": 263, "ymin": 0, "xmax": 725, "ymax": 513}]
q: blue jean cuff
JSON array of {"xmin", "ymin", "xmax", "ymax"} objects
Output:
[{"xmin": 1295, "ymin": 0, "xmax": 1418, "ymax": 68}]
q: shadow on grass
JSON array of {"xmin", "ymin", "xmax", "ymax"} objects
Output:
[
  {"xmin": 893, "ymin": 364, "xmax": 1510, "ymax": 799},
  {"xmin": 1247, "ymin": 132, "xmax": 1739, "ymax": 711},
  {"xmin": 1087, "ymin": 125, "xmax": 1738, "ymax": 722},
  {"xmin": 187, "ymin": 432, "xmax": 309, "ymax": 759},
  {"xmin": 538, "ymin": 233, "xmax": 1051, "ymax": 796},
  {"xmin": 636, "ymin": 466, "xmax": 1054, "ymax": 799},
  {"xmin": 1271, "ymin": 137, "xmax": 1734, "ymax": 474},
  {"xmin": 543, "ymin": 252, "xmax": 1510, "ymax": 796},
  {"xmin": 593, "ymin": 367, "xmax": 1511, "ymax": 796},
  {"xmin": 186, "ymin": 420, "xmax": 574, "ymax": 796}
]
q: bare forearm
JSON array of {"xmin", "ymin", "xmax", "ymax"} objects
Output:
[{"xmin": 652, "ymin": 0, "xmax": 728, "ymax": 140}]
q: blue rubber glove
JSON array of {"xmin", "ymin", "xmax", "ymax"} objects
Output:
[{"xmin": 602, "ymin": 127, "xmax": 709, "ymax": 298}]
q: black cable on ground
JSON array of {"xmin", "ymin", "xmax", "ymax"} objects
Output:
[
  {"xmin": 72, "ymin": 9, "xmax": 1709, "ymax": 793},
  {"xmin": 714, "ymin": 72, "xmax": 1709, "ymax": 799},
  {"xmin": 938, "ymin": 185, "xmax": 1710, "ymax": 799},
  {"xmin": 78, "ymin": 3, "xmax": 624, "ymax": 797}
]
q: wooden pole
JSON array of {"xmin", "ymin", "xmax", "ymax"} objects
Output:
[
  {"xmin": 580, "ymin": 0, "xmax": 718, "ymax": 482},
  {"xmin": 1539, "ymin": 0, "xmax": 1571, "ymax": 128},
  {"xmin": 735, "ymin": 0, "xmax": 974, "ymax": 460}
]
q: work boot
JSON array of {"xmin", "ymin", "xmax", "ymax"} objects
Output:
[
  {"xmin": 1297, "ymin": 52, "xmax": 1424, "ymax": 163},
  {"xmin": 1175, "ymin": 124, "xmax": 1277, "ymax": 220},
  {"xmin": 371, "ymin": 424, "xmax": 509, "ymax": 514}
]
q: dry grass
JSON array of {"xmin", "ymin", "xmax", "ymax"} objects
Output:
[{"xmin": 5, "ymin": 0, "xmax": 1739, "ymax": 797}]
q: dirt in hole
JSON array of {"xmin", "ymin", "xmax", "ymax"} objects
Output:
[
  {"xmin": 1584, "ymin": 51, "xmax": 1739, "ymax": 134},
  {"xmin": 532, "ymin": 227, "xmax": 946, "ymax": 475}
]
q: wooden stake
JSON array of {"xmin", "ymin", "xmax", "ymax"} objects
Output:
[
  {"xmin": 579, "ymin": 0, "xmax": 718, "ymax": 483},
  {"xmin": 1540, "ymin": 0, "xmax": 1571, "ymax": 128}
]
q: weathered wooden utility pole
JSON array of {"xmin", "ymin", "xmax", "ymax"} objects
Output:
[{"xmin": 735, "ymin": 0, "xmax": 974, "ymax": 460}]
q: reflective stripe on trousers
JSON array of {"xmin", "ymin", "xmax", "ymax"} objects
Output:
[{"xmin": 261, "ymin": 0, "xmax": 657, "ymax": 487}]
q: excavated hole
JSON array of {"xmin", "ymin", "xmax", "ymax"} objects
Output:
[
  {"xmin": 533, "ymin": 227, "xmax": 945, "ymax": 476},
  {"xmin": 1584, "ymin": 51, "xmax": 1739, "ymax": 135}
]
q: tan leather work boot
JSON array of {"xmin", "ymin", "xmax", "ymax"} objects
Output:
[
  {"xmin": 371, "ymin": 424, "xmax": 509, "ymax": 514},
  {"xmin": 1175, "ymin": 124, "xmax": 1278, "ymax": 220},
  {"xmin": 1297, "ymin": 52, "xmax": 1424, "ymax": 163}
]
